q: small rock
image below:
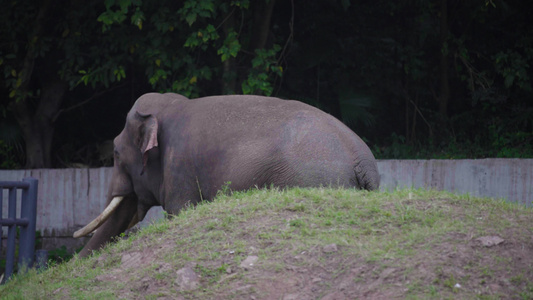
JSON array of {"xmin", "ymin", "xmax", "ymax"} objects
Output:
[
  {"xmin": 322, "ymin": 291, "xmax": 346, "ymax": 300},
  {"xmin": 226, "ymin": 267, "xmax": 232, "ymax": 274},
  {"xmin": 477, "ymin": 236, "xmax": 504, "ymax": 247},
  {"xmin": 489, "ymin": 283, "xmax": 502, "ymax": 293},
  {"xmin": 323, "ymin": 243, "xmax": 338, "ymax": 253},
  {"xmin": 381, "ymin": 267, "xmax": 396, "ymax": 278},
  {"xmin": 240, "ymin": 255, "xmax": 259, "ymax": 270},
  {"xmin": 283, "ymin": 294, "xmax": 300, "ymax": 300},
  {"xmin": 454, "ymin": 283, "xmax": 461, "ymax": 288},
  {"xmin": 235, "ymin": 284, "xmax": 253, "ymax": 291},
  {"xmin": 285, "ymin": 265, "xmax": 297, "ymax": 271},
  {"xmin": 175, "ymin": 267, "xmax": 200, "ymax": 291},
  {"xmin": 157, "ymin": 263, "xmax": 172, "ymax": 274}
]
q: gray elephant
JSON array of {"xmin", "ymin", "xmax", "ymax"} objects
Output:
[{"xmin": 74, "ymin": 93, "xmax": 380, "ymax": 257}]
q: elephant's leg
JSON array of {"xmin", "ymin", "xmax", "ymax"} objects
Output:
[{"xmin": 78, "ymin": 196, "xmax": 138, "ymax": 257}]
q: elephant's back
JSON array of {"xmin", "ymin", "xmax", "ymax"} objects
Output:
[
  {"xmin": 188, "ymin": 94, "xmax": 318, "ymax": 121},
  {"xmin": 181, "ymin": 95, "xmax": 323, "ymax": 137},
  {"xmin": 179, "ymin": 94, "xmax": 380, "ymax": 190}
]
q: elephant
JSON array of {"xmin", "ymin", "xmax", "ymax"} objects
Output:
[{"xmin": 74, "ymin": 92, "xmax": 380, "ymax": 257}]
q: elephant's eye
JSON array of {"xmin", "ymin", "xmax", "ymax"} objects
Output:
[{"xmin": 114, "ymin": 149, "xmax": 120, "ymax": 159}]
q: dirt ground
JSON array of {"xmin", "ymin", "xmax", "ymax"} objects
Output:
[{"xmin": 84, "ymin": 203, "xmax": 533, "ymax": 299}]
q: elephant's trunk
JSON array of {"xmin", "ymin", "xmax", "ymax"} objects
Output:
[{"xmin": 73, "ymin": 196, "xmax": 124, "ymax": 238}]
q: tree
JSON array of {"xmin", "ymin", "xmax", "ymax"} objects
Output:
[
  {"xmin": 2, "ymin": 0, "xmax": 532, "ymax": 168},
  {"xmin": 92, "ymin": 0, "xmax": 285, "ymax": 97},
  {"xmin": 1, "ymin": 0, "xmax": 131, "ymax": 168},
  {"xmin": 1, "ymin": 0, "xmax": 62, "ymax": 168}
]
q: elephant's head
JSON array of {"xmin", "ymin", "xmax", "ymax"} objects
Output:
[{"xmin": 74, "ymin": 96, "xmax": 168, "ymax": 257}]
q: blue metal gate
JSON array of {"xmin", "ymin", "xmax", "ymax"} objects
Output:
[{"xmin": 0, "ymin": 177, "xmax": 38, "ymax": 284}]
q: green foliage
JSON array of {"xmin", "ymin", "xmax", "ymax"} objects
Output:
[
  {"xmin": 374, "ymin": 127, "xmax": 533, "ymax": 159},
  {"xmin": 242, "ymin": 45, "xmax": 282, "ymax": 96},
  {"xmin": 178, "ymin": 0, "xmax": 216, "ymax": 26},
  {"xmin": 0, "ymin": 139, "xmax": 21, "ymax": 168},
  {"xmin": 217, "ymin": 181, "xmax": 232, "ymax": 197},
  {"xmin": 493, "ymin": 50, "xmax": 532, "ymax": 91},
  {"xmin": 0, "ymin": 230, "xmax": 74, "ymax": 280},
  {"xmin": 184, "ymin": 24, "xmax": 220, "ymax": 48},
  {"xmin": 48, "ymin": 246, "xmax": 74, "ymax": 264},
  {"xmin": 90, "ymin": 0, "xmax": 283, "ymax": 97},
  {"xmin": 217, "ymin": 31, "xmax": 241, "ymax": 62},
  {"xmin": 338, "ymin": 91, "xmax": 377, "ymax": 128}
]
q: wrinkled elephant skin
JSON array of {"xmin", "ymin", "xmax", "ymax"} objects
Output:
[{"xmin": 76, "ymin": 93, "xmax": 380, "ymax": 257}]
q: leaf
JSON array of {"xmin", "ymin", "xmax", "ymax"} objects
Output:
[
  {"xmin": 340, "ymin": 0, "xmax": 351, "ymax": 10},
  {"xmin": 241, "ymin": 81, "xmax": 251, "ymax": 94},
  {"xmin": 118, "ymin": 0, "xmax": 131, "ymax": 10},
  {"xmin": 9, "ymin": 90, "xmax": 16, "ymax": 98},
  {"xmin": 131, "ymin": 8, "xmax": 144, "ymax": 30},
  {"xmin": 104, "ymin": 0, "xmax": 116, "ymax": 9},
  {"xmin": 251, "ymin": 57, "xmax": 262, "ymax": 68},
  {"xmin": 504, "ymin": 74, "xmax": 514, "ymax": 88},
  {"xmin": 185, "ymin": 13, "xmax": 197, "ymax": 26}
]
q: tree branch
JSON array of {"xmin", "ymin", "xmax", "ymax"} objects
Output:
[
  {"xmin": 52, "ymin": 83, "xmax": 127, "ymax": 122},
  {"xmin": 278, "ymin": 0, "xmax": 294, "ymax": 65}
]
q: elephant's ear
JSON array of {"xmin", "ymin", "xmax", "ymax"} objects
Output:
[{"xmin": 134, "ymin": 111, "xmax": 158, "ymax": 175}]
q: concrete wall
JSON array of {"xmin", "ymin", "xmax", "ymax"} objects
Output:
[
  {"xmin": 1, "ymin": 159, "xmax": 532, "ymax": 251},
  {"xmin": 1, "ymin": 168, "xmax": 114, "ymax": 251},
  {"xmin": 377, "ymin": 159, "xmax": 532, "ymax": 206}
]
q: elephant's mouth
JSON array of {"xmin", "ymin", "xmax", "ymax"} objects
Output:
[{"xmin": 73, "ymin": 196, "xmax": 131, "ymax": 238}]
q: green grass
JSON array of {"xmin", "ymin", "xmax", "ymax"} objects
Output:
[{"xmin": 1, "ymin": 187, "xmax": 532, "ymax": 299}]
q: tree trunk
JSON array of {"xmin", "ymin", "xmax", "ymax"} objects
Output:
[
  {"xmin": 438, "ymin": 0, "xmax": 450, "ymax": 117},
  {"xmin": 7, "ymin": 0, "xmax": 60, "ymax": 169},
  {"xmin": 222, "ymin": 0, "xmax": 277, "ymax": 94},
  {"xmin": 249, "ymin": 0, "xmax": 277, "ymax": 51},
  {"xmin": 12, "ymin": 81, "xmax": 68, "ymax": 168}
]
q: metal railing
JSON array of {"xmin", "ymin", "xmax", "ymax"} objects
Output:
[{"xmin": 0, "ymin": 177, "xmax": 38, "ymax": 284}]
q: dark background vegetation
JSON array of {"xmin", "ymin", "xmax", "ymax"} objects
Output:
[{"xmin": 1, "ymin": 0, "xmax": 532, "ymax": 169}]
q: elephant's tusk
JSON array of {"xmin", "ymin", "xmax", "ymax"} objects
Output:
[{"xmin": 73, "ymin": 196, "xmax": 124, "ymax": 238}]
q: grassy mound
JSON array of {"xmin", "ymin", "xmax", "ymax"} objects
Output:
[{"xmin": 1, "ymin": 188, "xmax": 532, "ymax": 299}]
